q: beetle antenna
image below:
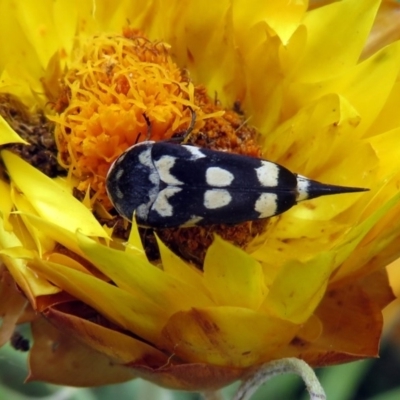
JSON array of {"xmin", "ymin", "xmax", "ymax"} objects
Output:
[
  {"xmin": 142, "ymin": 113, "xmax": 152, "ymax": 141},
  {"xmin": 170, "ymin": 107, "xmax": 196, "ymax": 143}
]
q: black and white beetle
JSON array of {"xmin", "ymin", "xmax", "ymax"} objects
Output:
[{"xmin": 106, "ymin": 115, "xmax": 367, "ymax": 228}]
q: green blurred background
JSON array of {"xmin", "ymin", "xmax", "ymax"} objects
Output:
[{"xmin": 2, "ymin": 322, "xmax": 400, "ymax": 400}]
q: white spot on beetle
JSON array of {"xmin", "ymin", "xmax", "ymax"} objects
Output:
[
  {"xmin": 135, "ymin": 184, "xmax": 160, "ymax": 220},
  {"xmin": 152, "ymin": 187, "xmax": 182, "ymax": 217},
  {"xmin": 115, "ymin": 187, "xmax": 124, "ymax": 199},
  {"xmin": 155, "ymin": 156, "xmax": 183, "ymax": 185},
  {"xmin": 138, "ymin": 146, "xmax": 152, "ymax": 166},
  {"xmin": 116, "ymin": 152, "xmax": 126, "ymax": 164},
  {"xmin": 115, "ymin": 168, "xmax": 124, "ymax": 181},
  {"xmin": 136, "ymin": 203, "xmax": 148, "ymax": 219},
  {"xmin": 204, "ymin": 189, "xmax": 232, "ymax": 209},
  {"xmin": 254, "ymin": 193, "xmax": 278, "ymax": 218},
  {"xmin": 184, "ymin": 145, "xmax": 206, "ymax": 160},
  {"xmin": 138, "ymin": 145, "xmax": 159, "ymax": 185},
  {"xmin": 296, "ymin": 175, "xmax": 311, "ymax": 201},
  {"xmin": 255, "ymin": 161, "xmax": 279, "ymax": 187},
  {"xmin": 206, "ymin": 167, "xmax": 234, "ymax": 187}
]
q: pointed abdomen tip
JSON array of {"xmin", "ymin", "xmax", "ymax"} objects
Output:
[{"xmin": 296, "ymin": 175, "xmax": 369, "ymax": 202}]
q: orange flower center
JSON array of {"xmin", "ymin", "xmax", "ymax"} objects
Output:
[{"xmin": 55, "ymin": 29, "xmax": 208, "ymax": 208}]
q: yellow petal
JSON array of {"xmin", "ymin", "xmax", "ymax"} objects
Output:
[
  {"xmin": 47, "ymin": 253, "xmax": 98, "ymax": 277},
  {"xmin": 0, "ymin": 220, "xmax": 60, "ymax": 302},
  {"xmin": 162, "ymin": 306, "xmax": 298, "ymax": 367},
  {"xmin": 251, "ymin": 218, "xmax": 357, "ymax": 272},
  {"xmin": 291, "ymin": 42, "xmax": 400, "ymax": 135},
  {"xmin": 262, "ymin": 252, "xmax": 333, "ymax": 324},
  {"xmin": 52, "ymin": 0, "xmax": 78, "ymax": 59},
  {"xmin": 297, "ymin": 0, "xmax": 380, "ymax": 81},
  {"xmin": 334, "ymin": 189, "xmax": 400, "ymax": 284},
  {"xmin": 0, "ymin": 1, "xmax": 42, "ymax": 88},
  {"xmin": 203, "ymin": 236, "xmax": 267, "ymax": 309},
  {"xmin": 368, "ymin": 126, "xmax": 400, "ymax": 179},
  {"xmin": 153, "ymin": 0, "xmax": 243, "ymax": 106},
  {"xmin": 29, "ymin": 257, "xmax": 166, "ymax": 345},
  {"xmin": 12, "ymin": 189, "xmax": 55, "ymax": 255},
  {"xmin": 21, "ymin": 213, "xmax": 84, "ymax": 257},
  {"xmin": 12, "ymin": 0, "xmax": 60, "ymax": 70},
  {"xmin": 0, "ymin": 68, "xmax": 42, "ymax": 107},
  {"xmin": 261, "ymin": 186, "xmax": 400, "ymax": 324},
  {"xmin": 263, "ymin": 94, "xmax": 370, "ymax": 184},
  {"xmin": 77, "ymin": 233, "xmax": 214, "ymax": 311},
  {"xmin": 232, "ymin": 0, "xmax": 307, "ymax": 46},
  {"xmin": 157, "ymin": 236, "xmax": 211, "ymax": 298},
  {"xmin": 368, "ymin": 79, "xmax": 400, "ymax": 136},
  {"xmin": 2, "ymin": 150, "xmax": 108, "ymax": 238},
  {"xmin": 0, "ymin": 115, "xmax": 28, "ymax": 145},
  {"xmin": 125, "ymin": 217, "xmax": 147, "ymax": 259},
  {"xmin": 0, "ymin": 180, "xmax": 13, "ymax": 231}
]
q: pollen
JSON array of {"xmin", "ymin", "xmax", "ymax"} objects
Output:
[
  {"xmin": 54, "ymin": 29, "xmax": 208, "ymax": 209},
  {"xmin": 0, "ymin": 93, "xmax": 63, "ymax": 178}
]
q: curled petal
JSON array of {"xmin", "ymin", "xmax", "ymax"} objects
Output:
[
  {"xmin": 29, "ymin": 317, "xmax": 137, "ymax": 386},
  {"xmin": 162, "ymin": 307, "xmax": 298, "ymax": 367},
  {"xmin": 0, "ymin": 271, "xmax": 29, "ymax": 347}
]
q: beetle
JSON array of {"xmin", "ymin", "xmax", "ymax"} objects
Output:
[{"xmin": 105, "ymin": 121, "xmax": 367, "ymax": 228}]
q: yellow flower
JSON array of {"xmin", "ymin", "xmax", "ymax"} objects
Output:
[{"xmin": 1, "ymin": 0, "xmax": 400, "ymax": 391}]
